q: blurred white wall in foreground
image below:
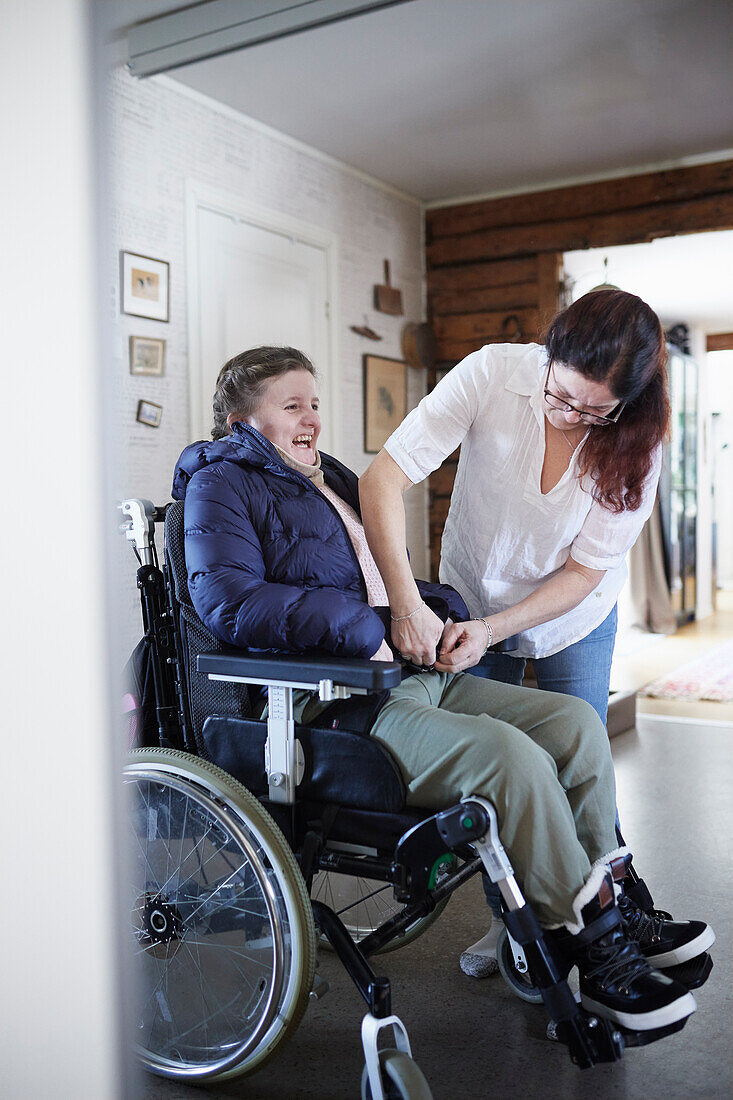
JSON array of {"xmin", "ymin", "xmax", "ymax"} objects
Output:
[{"xmin": 0, "ymin": 1, "xmax": 123, "ymax": 1096}]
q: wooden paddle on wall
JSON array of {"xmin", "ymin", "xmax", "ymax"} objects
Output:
[{"xmin": 374, "ymin": 260, "xmax": 403, "ymax": 315}]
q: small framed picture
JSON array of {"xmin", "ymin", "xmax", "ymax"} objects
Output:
[
  {"xmin": 120, "ymin": 251, "xmax": 170, "ymax": 321},
  {"xmin": 363, "ymin": 354, "xmax": 407, "ymax": 453},
  {"xmin": 129, "ymin": 335, "xmax": 166, "ymax": 377},
  {"xmin": 136, "ymin": 399, "xmax": 162, "ymax": 428}
]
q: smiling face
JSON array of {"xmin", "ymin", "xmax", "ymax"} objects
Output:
[
  {"xmin": 234, "ymin": 368, "xmax": 321, "ymax": 464},
  {"xmin": 543, "ymin": 361, "xmax": 620, "ymax": 430}
]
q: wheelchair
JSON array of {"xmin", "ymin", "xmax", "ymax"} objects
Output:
[{"xmin": 120, "ymin": 497, "xmax": 702, "ymax": 1097}]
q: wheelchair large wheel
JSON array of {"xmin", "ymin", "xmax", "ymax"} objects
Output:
[
  {"xmin": 311, "ymin": 867, "xmax": 449, "ymax": 954},
  {"xmin": 124, "ymin": 748, "xmax": 317, "ymax": 1082}
]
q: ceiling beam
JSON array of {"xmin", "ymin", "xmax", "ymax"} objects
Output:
[{"xmin": 127, "ymin": 0, "xmax": 414, "ymax": 77}]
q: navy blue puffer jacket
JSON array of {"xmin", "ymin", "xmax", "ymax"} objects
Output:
[{"xmin": 172, "ymin": 422, "xmax": 468, "ymax": 659}]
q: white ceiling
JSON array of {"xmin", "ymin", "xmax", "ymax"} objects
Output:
[
  {"xmin": 109, "ymin": 1, "xmax": 733, "ymax": 329},
  {"xmin": 111, "ymin": 0, "xmax": 733, "ymax": 204}
]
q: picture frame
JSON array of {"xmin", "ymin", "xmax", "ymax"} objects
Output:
[
  {"xmin": 120, "ymin": 250, "xmax": 170, "ymax": 321},
  {"xmin": 136, "ymin": 399, "xmax": 163, "ymax": 428},
  {"xmin": 363, "ymin": 354, "xmax": 407, "ymax": 453},
  {"xmin": 129, "ymin": 335, "xmax": 166, "ymax": 377}
]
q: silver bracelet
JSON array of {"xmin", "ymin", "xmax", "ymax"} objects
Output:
[
  {"xmin": 390, "ymin": 601, "xmax": 424, "ymax": 623},
  {"xmin": 473, "ymin": 616, "xmax": 493, "ymax": 651}
]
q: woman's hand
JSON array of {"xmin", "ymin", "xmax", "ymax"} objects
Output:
[
  {"xmin": 391, "ymin": 602, "xmax": 444, "ymax": 668},
  {"xmin": 435, "ymin": 619, "xmax": 490, "ymax": 673}
]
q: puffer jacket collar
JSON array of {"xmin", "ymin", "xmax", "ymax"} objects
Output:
[{"xmin": 172, "ymin": 422, "xmax": 360, "ymax": 512}]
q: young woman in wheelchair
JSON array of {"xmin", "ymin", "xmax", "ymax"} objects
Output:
[{"xmin": 172, "ymin": 345, "xmax": 713, "ymax": 1038}]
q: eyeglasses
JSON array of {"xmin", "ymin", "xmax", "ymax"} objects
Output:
[{"xmin": 543, "ymin": 362, "xmax": 625, "ymax": 426}]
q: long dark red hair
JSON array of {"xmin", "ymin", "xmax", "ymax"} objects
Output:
[{"xmin": 545, "ymin": 288, "xmax": 670, "ymax": 513}]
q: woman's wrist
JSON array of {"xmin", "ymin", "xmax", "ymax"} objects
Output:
[
  {"xmin": 473, "ymin": 616, "xmax": 493, "ymax": 651},
  {"xmin": 388, "ymin": 585, "xmax": 423, "ymax": 619},
  {"xmin": 390, "ymin": 601, "xmax": 425, "ymax": 623}
]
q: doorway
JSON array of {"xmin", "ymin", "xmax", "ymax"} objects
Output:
[
  {"xmin": 563, "ymin": 230, "xmax": 733, "ymax": 629},
  {"xmin": 186, "ymin": 184, "xmax": 337, "ymax": 447}
]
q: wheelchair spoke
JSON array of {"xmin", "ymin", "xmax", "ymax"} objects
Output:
[
  {"xmin": 181, "ymin": 933, "xmax": 213, "ymax": 1056},
  {"xmin": 162, "ymin": 953, "xmax": 242, "ymax": 1047},
  {"xmin": 179, "ymin": 893, "xmax": 270, "ymax": 922},
  {"xmin": 129, "ymin": 781, "xmax": 196, "ymax": 901},
  {"xmin": 181, "ymin": 938, "xmax": 270, "ymax": 999},
  {"xmin": 176, "ymin": 788, "xmax": 190, "ymax": 896},
  {"xmin": 179, "ymin": 937, "xmax": 270, "ymax": 963},
  {"xmin": 312, "ymin": 870, "xmax": 398, "ymax": 941},
  {"xmin": 163, "ymin": 781, "xmax": 174, "ymax": 888},
  {"xmin": 318, "ymin": 869, "xmax": 336, "ymax": 913},
  {"xmin": 155, "ymin": 815, "xmax": 215, "ymax": 899},
  {"xmin": 130, "ymin": 817, "xmax": 157, "ymax": 884},
  {"xmin": 142, "ymin": 948, "xmax": 180, "ymax": 1012},
  {"xmin": 311, "ymin": 864, "xmax": 445, "ymax": 954},
  {"xmin": 185, "ymin": 864, "xmax": 250, "ymax": 923},
  {"xmin": 129, "ymin": 782, "xmax": 165, "ymax": 885}
]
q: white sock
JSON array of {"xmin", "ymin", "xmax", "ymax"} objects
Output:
[{"xmin": 463, "ymin": 921, "xmax": 501, "ymax": 958}]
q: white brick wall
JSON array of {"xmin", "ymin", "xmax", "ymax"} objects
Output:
[{"xmin": 109, "ymin": 67, "xmax": 428, "ymax": 652}]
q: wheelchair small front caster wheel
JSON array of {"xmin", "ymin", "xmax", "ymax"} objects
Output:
[
  {"xmin": 496, "ymin": 926, "xmax": 543, "ymax": 1004},
  {"xmin": 361, "ymin": 1049, "xmax": 433, "ymax": 1100}
]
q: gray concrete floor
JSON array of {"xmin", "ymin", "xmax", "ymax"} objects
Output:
[{"xmin": 136, "ymin": 720, "xmax": 733, "ymax": 1099}]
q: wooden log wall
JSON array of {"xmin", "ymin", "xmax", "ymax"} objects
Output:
[{"xmin": 424, "ymin": 159, "xmax": 733, "ymax": 579}]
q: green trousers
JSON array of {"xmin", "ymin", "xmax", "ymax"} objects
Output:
[{"xmin": 366, "ymin": 672, "xmax": 618, "ymax": 927}]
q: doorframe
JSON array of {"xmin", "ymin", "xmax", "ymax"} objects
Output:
[{"xmin": 185, "ymin": 180, "xmax": 339, "ymax": 445}]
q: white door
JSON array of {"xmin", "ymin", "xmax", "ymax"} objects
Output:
[{"xmin": 191, "ymin": 202, "xmax": 334, "ymax": 447}]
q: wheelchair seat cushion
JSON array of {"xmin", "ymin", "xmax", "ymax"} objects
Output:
[{"xmin": 201, "ymin": 715, "xmax": 406, "ymax": 813}]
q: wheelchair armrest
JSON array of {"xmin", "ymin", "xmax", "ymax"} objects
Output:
[{"xmin": 197, "ymin": 648, "xmax": 402, "ymax": 692}]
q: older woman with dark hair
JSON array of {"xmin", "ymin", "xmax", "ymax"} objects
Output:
[
  {"xmin": 359, "ymin": 288, "xmax": 669, "ymax": 717},
  {"xmin": 172, "ymin": 345, "xmax": 712, "ymax": 1040},
  {"xmin": 358, "ymin": 288, "xmax": 677, "ymax": 973}
]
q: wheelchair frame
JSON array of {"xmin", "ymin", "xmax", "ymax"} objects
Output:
[{"xmin": 120, "ymin": 496, "xmax": 684, "ymax": 1095}]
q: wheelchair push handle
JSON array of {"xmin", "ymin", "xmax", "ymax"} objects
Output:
[{"xmin": 118, "ymin": 498, "xmax": 169, "ymax": 563}]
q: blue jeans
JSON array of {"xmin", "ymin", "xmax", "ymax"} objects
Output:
[
  {"xmin": 469, "ymin": 606, "xmax": 618, "ymax": 723},
  {"xmin": 467, "ymin": 606, "xmax": 618, "ymax": 916}
]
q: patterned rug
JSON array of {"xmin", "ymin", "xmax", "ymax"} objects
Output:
[{"xmin": 641, "ymin": 638, "xmax": 733, "ymax": 702}]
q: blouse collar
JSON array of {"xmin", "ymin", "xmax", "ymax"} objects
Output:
[{"xmin": 504, "ymin": 345, "xmax": 548, "ymax": 429}]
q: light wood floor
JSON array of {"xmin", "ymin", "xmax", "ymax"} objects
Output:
[{"xmin": 611, "ymin": 589, "xmax": 733, "ymax": 722}]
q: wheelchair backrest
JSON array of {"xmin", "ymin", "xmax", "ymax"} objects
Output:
[
  {"xmin": 164, "ymin": 498, "xmax": 195, "ymax": 610},
  {"xmin": 164, "ymin": 500, "xmax": 252, "ymax": 753}
]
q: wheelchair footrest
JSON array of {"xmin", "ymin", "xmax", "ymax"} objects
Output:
[
  {"xmin": 615, "ymin": 1015, "xmax": 688, "ymax": 1048},
  {"xmin": 557, "ymin": 1013, "xmax": 625, "ymax": 1068},
  {"xmin": 662, "ymin": 951, "xmax": 713, "ymax": 990},
  {"xmin": 549, "ymin": 1007, "xmax": 690, "ymax": 1061}
]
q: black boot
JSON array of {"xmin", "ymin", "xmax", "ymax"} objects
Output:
[
  {"xmin": 617, "ymin": 894, "xmax": 715, "ymax": 968},
  {"xmin": 608, "ymin": 853, "xmax": 716, "ymax": 969},
  {"xmin": 558, "ymin": 871, "xmax": 696, "ymax": 1032}
]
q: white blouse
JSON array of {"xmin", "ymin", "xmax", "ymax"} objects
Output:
[{"xmin": 385, "ymin": 343, "xmax": 661, "ymax": 658}]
